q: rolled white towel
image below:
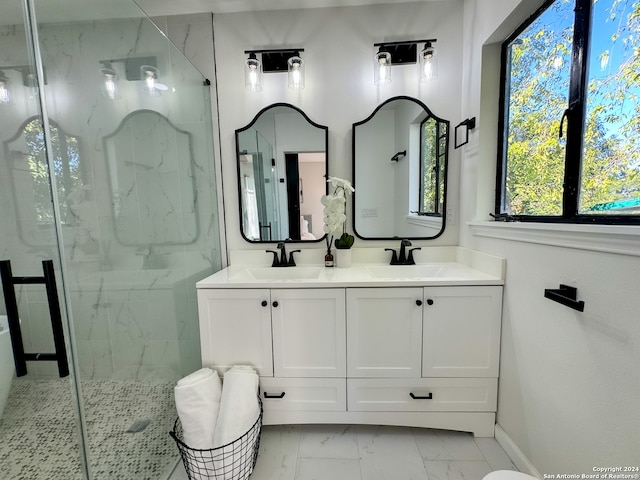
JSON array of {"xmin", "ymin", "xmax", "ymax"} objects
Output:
[
  {"xmin": 213, "ymin": 365, "xmax": 260, "ymax": 448},
  {"xmin": 174, "ymin": 367, "xmax": 222, "ymax": 449}
]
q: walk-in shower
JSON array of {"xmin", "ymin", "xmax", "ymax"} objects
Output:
[{"xmin": 0, "ymin": 0, "xmax": 223, "ymax": 478}]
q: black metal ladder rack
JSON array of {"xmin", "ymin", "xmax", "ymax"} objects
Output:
[{"xmin": 0, "ymin": 259, "xmax": 69, "ymax": 378}]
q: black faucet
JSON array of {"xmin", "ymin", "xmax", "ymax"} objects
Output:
[
  {"xmin": 387, "ymin": 239, "xmax": 421, "ymax": 265},
  {"xmin": 278, "ymin": 242, "xmax": 288, "ymax": 266},
  {"xmin": 265, "ymin": 242, "xmax": 300, "ymax": 267},
  {"xmin": 398, "ymin": 239, "xmax": 411, "ymax": 264}
]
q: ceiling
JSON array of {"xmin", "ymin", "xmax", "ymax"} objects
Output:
[
  {"xmin": 134, "ymin": 0, "xmax": 433, "ymax": 17},
  {"xmin": 1, "ymin": 0, "xmax": 443, "ymax": 26}
]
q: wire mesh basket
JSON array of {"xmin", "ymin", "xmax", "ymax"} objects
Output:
[{"xmin": 170, "ymin": 396, "xmax": 263, "ymax": 480}]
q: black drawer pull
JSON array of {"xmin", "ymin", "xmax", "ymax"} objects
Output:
[
  {"xmin": 416, "ymin": 299, "xmax": 423, "ymax": 306},
  {"xmin": 261, "ymin": 300, "xmax": 268, "ymax": 307},
  {"xmin": 426, "ymin": 299, "xmax": 434, "ymax": 305},
  {"xmin": 409, "ymin": 392, "xmax": 433, "ymax": 400},
  {"xmin": 263, "ymin": 391, "xmax": 285, "ymax": 399},
  {"xmin": 272, "ymin": 301, "xmax": 279, "ymax": 308}
]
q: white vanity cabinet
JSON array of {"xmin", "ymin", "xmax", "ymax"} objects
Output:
[
  {"xmin": 422, "ymin": 286, "xmax": 502, "ymax": 378},
  {"xmin": 346, "ymin": 287, "xmax": 423, "ymax": 378},
  {"xmin": 196, "ymin": 258, "xmax": 504, "ymax": 437},
  {"xmin": 197, "ymin": 288, "xmax": 273, "ymax": 376},
  {"xmin": 198, "ymin": 288, "xmax": 345, "ymax": 378},
  {"xmin": 198, "ymin": 287, "xmax": 348, "ymax": 416},
  {"xmin": 346, "ymin": 285, "xmax": 502, "ymax": 426},
  {"xmin": 271, "ymin": 288, "xmax": 346, "ymax": 378}
]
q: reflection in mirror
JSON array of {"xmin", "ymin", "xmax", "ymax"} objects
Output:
[
  {"xmin": 236, "ymin": 103, "xmax": 327, "ymax": 242},
  {"xmin": 104, "ymin": 109, "xmax": 198, "ymax": 245},
  {"xmin": 353, "ymin": 96, "xmax": 449, "ymax": 240},
  {"xmin": 6, "ymin": 117, "xmax": 85, "ymax": 247}
]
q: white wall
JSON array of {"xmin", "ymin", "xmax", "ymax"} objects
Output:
[
  {"xmin": 213, "ymin": 1, "xmax": 463, "ymax": 253},
  {"xmin": 460, "ymin": 0, "xmax": 640, "ymax": 474},
  {"xmin": 168, "ymin": 1, "xmax": 639, "ymax": 473}
]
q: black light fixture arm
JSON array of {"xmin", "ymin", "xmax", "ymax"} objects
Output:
[
  {"xmin": 244, "ymin": 48, "xmax": 304, "ymax": 55},
  {"xmin": 373, "ymin": 39, "xmax": 436, "ymax": 48},
  {"xmin": 372, "ymin": 39, "xmax": 437, "ymax": 65},
  {"xmin": 244, "ymin": 48, "xmax": 305, "ymax": 73}
]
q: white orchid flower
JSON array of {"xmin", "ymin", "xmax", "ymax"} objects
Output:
[
  {"xmin": 327, "ymin": 176, "xmax": 355, "ymax": 194},
  {"xmin": 322, "ymin": 176, "xmax": 355, "ymax": 247}
]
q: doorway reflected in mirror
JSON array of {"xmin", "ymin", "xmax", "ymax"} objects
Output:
[{"xmin": 236, "ymin": 103, "xmax": 328, "ymax": 243}]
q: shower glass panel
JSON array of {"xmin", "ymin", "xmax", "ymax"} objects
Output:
[
  {"xmin": 0, "ymin": 0, "xmax": 223, "ymax": 478},
  {"xmin": 0, "ymin": 3, "xmax": 86, "ymax": 478}
]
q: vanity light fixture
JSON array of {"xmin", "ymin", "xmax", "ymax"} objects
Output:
[
  {"xmin": 99, "ymin": 62, "xmax": 118, "ymax": 100},
  {"xmin": 141, "ymin": 65, "xmax": 160, "ymax": 96},
  {"xmin": 245, "ymin": 52, "xmax": 263, "ymax": 92},
  {"xmin": 372, "ymin": 39, "xmax": 437, "ymax": 86},
  {"xmin": 374, "ymin": 48, "xmax": 392, "ymax": 86},
  {"xmin": 0, "ymin": 66, "xmax": 49, "ymax": 103},
  {"xmin": 287, "ymin": 52, "xmax": 305, "ymax": 90},
  {"xmin": 23, "ymin": 71, "xmax": 39, "ymax": 100},
  {"xmin": 97, "ymin": 57, "xmax": 166, "ymax": 98},
  {"xmin": 244, "ymin": 48, "xmax": 305, "ymax": 92},
  {"xmin": 419, "ymin": 41, "xmax": 438, "ymax": 82},
  {"xmin": 0, "ymin": 71, "xmax": 10, "ymax": 104}
]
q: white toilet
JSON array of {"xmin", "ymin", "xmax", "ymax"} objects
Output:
[{"xmin": 483, "ymin": 471, "xmax": 537, "ymax": 480}]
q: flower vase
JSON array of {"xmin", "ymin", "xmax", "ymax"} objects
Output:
[{"xmin": 335, "ymin": 248, "xmax": 352, "ymax": 268}]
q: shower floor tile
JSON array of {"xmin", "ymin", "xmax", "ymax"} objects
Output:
[{"xmin": 0, "ymin": 377, "xmax": 179, "ymax": 480}]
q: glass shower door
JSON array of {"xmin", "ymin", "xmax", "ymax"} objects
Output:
[
  {"xmin": 1, "ymin": 0, "xmax": 223, "ymax": 478},
  {"xmin": 0, "ymin": 2, "xmax": 87, "ymax": 478},
  {"xmin": 31, "ymin": 3, "xmax": 222, "ymax": 480}
]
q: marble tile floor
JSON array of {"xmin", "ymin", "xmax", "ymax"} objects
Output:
[{"xmin": 169, "ymin": 423, "xmax": 520, "ymax": 480}]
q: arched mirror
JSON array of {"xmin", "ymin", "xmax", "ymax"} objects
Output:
[
  {"xmin": 352, "ymin": 96, "xmax": 449, "ymax": 240},
  {"xmin": 6, "ymin": 116, "xmax": 86, "ymax": 247},
  {"xmin": 104, "ymin": 109, "xmax": 198, "ymax": 246},
  {"xmin": 236, "ymin": 103, "xmax": 328, "ymax": 243}
]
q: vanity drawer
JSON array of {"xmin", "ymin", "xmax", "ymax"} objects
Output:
[
  {"xmin": 260, "ymin": 377, "xmax": 346, "ymax": 412},
  {"xmin": 347, "ymin": 378, "xmax": 497, "ymax": 412}
]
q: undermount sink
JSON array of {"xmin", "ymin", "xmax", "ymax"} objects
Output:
[
  {"xmin": 245, "ymin": 266, "xmax": 322, "ymax": 280},
  {"xmin": 366, "ymin": 264, "xmax": 444, "ymax": 279}
]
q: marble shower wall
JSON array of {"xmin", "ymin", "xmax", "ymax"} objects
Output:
[{"xmin": 0, "ymin": 13, "xmax": 222, "ymax": 380}]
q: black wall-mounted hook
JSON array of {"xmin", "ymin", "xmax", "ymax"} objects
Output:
[
  {"xmin": 454, "ymin": 117, "xmax": 476, "ymax": 149},
  {"xmin": 544, "ymin": 284, "xmax": 585, "ymax": 312},
  {"xmin": 390, "ymin": 150, "xmax": 406, "ymax": 162}
]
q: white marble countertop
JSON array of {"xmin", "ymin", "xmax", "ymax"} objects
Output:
[
  {"xmin": 196, "ymin": 247, "xmax": 505, "ymax": 289},
  {"xmin": 196, "ymin": 262, "xmax": 503, "ymax": 289}
]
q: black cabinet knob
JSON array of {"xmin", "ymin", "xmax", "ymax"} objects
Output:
[
  {"xmin": 416, "ymin": 300, "xmax": 423, "ymax": 306},
  {"xmin": 261, "ymin": 300, "xmax": 268, "ymax": 307},
  {"xmin": 426, "ymin": 299, "xmax": 434, "ymax": 305},
  {"xmin": 272, "ymin": 301, "xmax": 279, "ymax": 308}
]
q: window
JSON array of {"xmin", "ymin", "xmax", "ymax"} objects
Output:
[
  {"xmin": 419, "ymin": 117, "xmax": 447, "ymax": 216},
  {"xmin": 6, "ymin": 117, "xmax": 83, "ymax": 227},
  {"xmin": 497, "ymin": 0, "xmax": 640, "ymax": 223}
]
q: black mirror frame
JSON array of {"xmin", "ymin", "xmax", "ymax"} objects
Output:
[
  {"xmin": 235, "ymin": 102, "xmax": 329, "ymax": 244},
  {"xmin": 351, "ymin": 95, "xmax": 449, "ymax": 241}
]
